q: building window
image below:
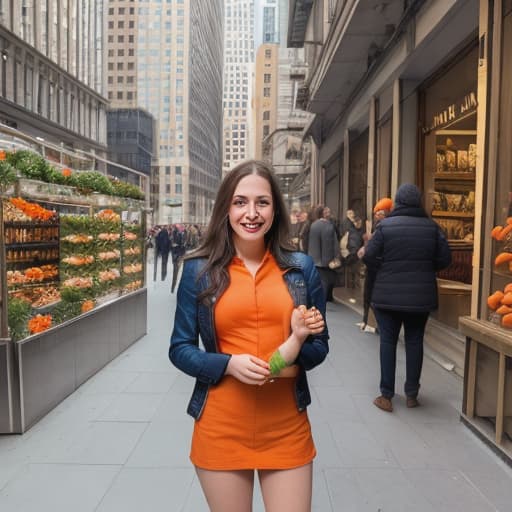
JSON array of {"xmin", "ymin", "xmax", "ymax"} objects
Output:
[
  {"xmin": 265, "ymin": 49, "xmax": 271, "ymax": 58},
  {"xmin": 263, "ymin": 125, "xmax": 269, "ymax": 137},
  {"xmin": 263, "ymin": 111, "xmax": 270, "ymax": 120},
  {"xmin": 264, "ymin": 73, "xmax": 271, "ymax": 83},
  {"xmin": 175, "ymin": 166, "xmax": 182, "ymax": 175},
  {"xmin": 117, "ymin": 91, "xmax": 123, "ymax": 99},
  {"xmin": 263, "ymin": 87, "xmax": 270, "ymax": 97}
]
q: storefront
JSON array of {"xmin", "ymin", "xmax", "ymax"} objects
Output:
[
  {"xmin": 459, "ymin": 0, "xmax": 512, "ymax": 462},
  {"xmin": 417, "ymin": 42, "xmax": 479, "ymax": 372}
]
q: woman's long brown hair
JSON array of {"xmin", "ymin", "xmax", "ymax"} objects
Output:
[{"xmin": 188, "ymin": 160, "xmax": 294, "ymax": 302}]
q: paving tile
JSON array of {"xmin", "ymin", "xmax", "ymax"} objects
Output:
[
  {"xmin": 0, "ymin": 464, "xmax": 119, "ymax": 512},
  {"xmin": 330, "ymin": 467, "xmax": 437, "ymax": 512},
  {"xmin": 32, "ymin": 421, "xmax": 148, "ymax": 465},
  {"xmin": 105, "ymin": 352, "xmax": 171, "ymax": 373},
  {"xmin": 95, "ymin": 467, "xmax": 194, "ymax": 512},
  {"xmin": 76, "ymin": 369, "xmax": 140, "ymax": 395},
  {"xmin": 461, "ymin": 467, "xmax": 512, "ymax": 512},
  {"xmin": 311, "ymin": 386, "xmax": 364, "ymax": 422},
  {"xmin": 123, "ymin": 371, "xmax": 177, "ymax": 393},
  {"xmin": 328, "ymin": 417, "xmax": 398, "ymax": 469},
  {"xmin": 126, "ymin": 419, "xmax": 193, "ymax": 468},
  {"xmin": 407, "ymin": 469, "xmax": 498, "ymax": 511},
  {"xmin": 95, "ymin": 393, "xmax": 166, "ymax": 422}
]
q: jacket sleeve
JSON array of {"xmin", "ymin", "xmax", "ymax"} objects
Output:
[
  {"xmin": 169, "ymin": 260, "xmax": 231, "ymax": 385},
  {"xmin": 434, "ymin": 227, "xmax": 452, "ymax": 271},
  {"xmin": 295, "ymin": 257, "xmax": 329, "ymax": 370},
  {"xmin": 362, "ymin": 224, "xmax": 384, "ymax": 269}
]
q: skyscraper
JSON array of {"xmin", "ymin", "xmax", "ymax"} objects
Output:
[
  {"xmin": 106, "ymin": 0, "xmax": 224, "ymax": 224},
  {"xmin": 0, "ymin": 0, "xmax": 108, "ymax": 154},
  {"xmin": 222, "ymin": 0, "xmax": 255, "ymax": 174}
]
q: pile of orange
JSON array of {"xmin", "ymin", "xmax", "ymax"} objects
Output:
[
  {"xmin": 28, "ymin": 314, "xmax": 52, "ymax": 334},
  {"xmin": 10, "ymin": 198, "xmax": 55, "ymax": 221}
]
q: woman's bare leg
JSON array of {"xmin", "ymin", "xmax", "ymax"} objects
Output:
[
  {"xmin": 195, "ymin": 467, "xmax": 255, "ymax": 512},
  {"xmin": 258, "ymin": 463, "xmax": 312, "ymax": 512}
]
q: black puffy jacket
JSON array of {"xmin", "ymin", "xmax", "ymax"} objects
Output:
[{"xmin": 362, "ymin": 205, "xmax": 451, "ymax": 312}]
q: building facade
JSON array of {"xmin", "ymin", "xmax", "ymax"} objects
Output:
[
  {"xmin": 222, "ymin": 0, "xmax": 255, "ymax": 174},
  {"xmin": 107, "ymin": 0, "xmax": 223, "ymax": 225},
  {"xmin": 288, "ymin": 0, "xmax": 512, "ymax": 462},
  {"xmin": 253, "ymin": 0, "xmax": 310, "ymax": 207},
  {"xmin": 0, "ymin": 0, "xmax": 108, "ymax": 155},
  {"xmin": 106, "ymin": 108, "xmax": 154, "ymax": 185}
]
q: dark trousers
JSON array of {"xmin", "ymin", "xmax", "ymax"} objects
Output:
[
  {"xmin": 153, "ymin": 251, "xmax": 169, "ymax": 281},
  {"xmin": 316, "ymin": 267, "xmax": 336, "ymax": 301},
  {"xmin": 373, "ymin": 308, "xmax": 430, "ymax": 399}
]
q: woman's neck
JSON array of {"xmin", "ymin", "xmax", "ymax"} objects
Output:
[{"xmin": 234, "ymin": 240, "xmax": 267, "ymax": 276}]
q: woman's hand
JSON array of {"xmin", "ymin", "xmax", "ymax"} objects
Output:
[
  {"xmin": 225, "ymin": 354, "xmax": 270, "ymax": 385},
  {"xmin": 291, "ymin": 305, "xmax": 325, "ymax": 342}
]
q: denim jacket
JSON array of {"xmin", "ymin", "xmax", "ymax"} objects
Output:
[{"xmin": 169, "ymin": 251, "xmax": 329, "ymax": 419}]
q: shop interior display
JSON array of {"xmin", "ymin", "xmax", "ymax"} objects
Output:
[
  {"xmin": 488, "ymin": 215, "xmax": 512, "ymax": 329},
  {"xmin": 4, "ymin": 196, "xmax": 145, "ymax": 341},
  {"xmin": 431, "ymin": 130, "xmax": 476, "ymax": 284}
]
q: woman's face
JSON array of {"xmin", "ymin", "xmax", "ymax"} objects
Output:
[{"xmin": 228, "ymin": 174, "xmax": 274, "ymax": 247}]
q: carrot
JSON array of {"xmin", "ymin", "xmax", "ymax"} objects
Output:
[
  {"xmin": 495, "ymin": 252, "xmax": 512, "ymax": 266},
  {"xmin": 497, "ymin": 305, "xmax": 512, "ymax": 315},
  {"xmin": 501, "ymin": 313, "xmax": 512, "ymax": 328},
  {"xmin": 488, "ymin": 291, "xmax": 505, "ymax": 310},
  {"xmin": 491, "ymin": 226, "xmax": 503, "ymax": 239},
  {"xmin": 497, "ymin": 224, "xmax": 512, "ymax": 241}
]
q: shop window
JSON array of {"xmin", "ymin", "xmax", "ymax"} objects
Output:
[
  {"xmin": 421, "ymin": 44, "xmax": 478, "ymax": 289},
  {"xmin": 488, "ymin": 5, "xmax": 512, "ymax": 332}
]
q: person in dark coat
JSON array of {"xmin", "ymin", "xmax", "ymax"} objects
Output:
[
  {"xmin": 363, "ymin": 184, "xmax": 451, "ymax": 412},
  {"xmin": 307, "ymin": 205, "xmax": 339, "ymax": 301},
  {"xmin": 170, "ymin": 224, "xmax": 187, "ymax": 293},
  {"xmin": 154, "ymin": 226, "xmax": 171, "ymax": 281}
]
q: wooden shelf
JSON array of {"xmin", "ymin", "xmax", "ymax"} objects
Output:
[
  {"xmin": 434, "ymin": 172, "xmax": 476, "ymax": 180},
  {"xmin": 432, "ymin": 211, "xmax": 475, "ymax": 218}
]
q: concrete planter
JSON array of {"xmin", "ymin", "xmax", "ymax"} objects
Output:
[{"xmin": 0, "ymin": 288, "xmax": 147, "ymax": 433}]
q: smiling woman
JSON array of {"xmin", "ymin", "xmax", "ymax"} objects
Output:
[{"xmin": 169, "ymin": 160, "xmax": 330, "ymax": 512}]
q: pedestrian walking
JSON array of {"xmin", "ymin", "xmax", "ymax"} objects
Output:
[
  {"xmin": 363, "ymin": 184, "xmax": 451, "ymax": 412},
  {"xmin": 169, "ymin": 160, "xmax": 329, "ymax": 512},
  {"xmin": 357, "ymin": 197, "xmax": 393, "ymax": 331},
  {"xmin": 153, "ymin": 226, "xmax": 171, "ymax": 281},
  {"xmin": 170, "ymin": 224, "xmax": 187, "ymax": 293},
  {"xmin": 307, "ymin": 205, "xmax": 339, "ymax": 301}
]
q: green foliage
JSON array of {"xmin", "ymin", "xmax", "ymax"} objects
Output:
[
  {"xmin": 0, "ymin": 160, "xmax": 17, "ymax": 191},
  {"xmin": 8, "ymin": 150, "xmax": 53, "ymax": 181},
  {"xmin": 51, "ymin": 300, "xmax": 82, "ymax": 324},
  {"xmin": 74, "ymin": 171, "xmax": 114, "ymax": 195},
  {"xmin": 109, "ymin": 178, "xmax": 144, "ymax": 200},
  {"xmin": 7, "ymin": 298, "xmax": 31, "ymax": 341},
  {"xmin": 60, "ymin": 286, "xmax": 85, "ymax": 303},
  {"xmin": 5, "ymin": 150, "xmax": 144, "ymax": 200}
]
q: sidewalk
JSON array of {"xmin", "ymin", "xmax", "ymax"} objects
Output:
[{"xmin": 0, "ymin": 270, "xmax": 511, "ymax": 511}]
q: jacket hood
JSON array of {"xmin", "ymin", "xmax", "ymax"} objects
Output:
[{"xmin": 395, "ymin": 184, "xmax": 422, "ymax": 208}]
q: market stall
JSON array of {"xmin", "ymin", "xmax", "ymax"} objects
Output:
[{"xmin": 0, "ymin": 151, "xmax": 147, "ymax": 433}]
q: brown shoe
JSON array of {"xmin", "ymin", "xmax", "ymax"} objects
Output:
[
  {"xmin": 373, "ymin": 395, "xmax": 393, "ymax": 412},
  {"xmin": 406, "ymin": 397, "xmax": 419, "ymax": 408}
]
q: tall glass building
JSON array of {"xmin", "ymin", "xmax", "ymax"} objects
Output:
[
  {"xmin": 222, "ymin": 0, "xmax": 255, "ymax": 174},
  {"xmin": 0, "ymin": 0, "xmax": 108, "ymax": 152},
  {"xmin": 107, "ymin": 0, "xmax": 223, "ymax": 224}
]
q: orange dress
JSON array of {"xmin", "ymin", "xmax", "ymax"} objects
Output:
[{"xmin": 190, "ymin": 252, "xmax": 316, "ymax": 470}]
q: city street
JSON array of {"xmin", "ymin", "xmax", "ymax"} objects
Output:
[{"xmin": 0, "ymin": 265, "xmax": 511, "ymax": 511}]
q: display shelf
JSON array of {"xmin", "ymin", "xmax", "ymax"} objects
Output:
[
  {"xmin": 434, "ymin": 172, "xmax": 476, "ymax": 180},
  {"xmin": 432, "ymin": 211, "xmax": 475, "ymax": 218}
]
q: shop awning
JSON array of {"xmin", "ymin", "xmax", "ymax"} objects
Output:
[
  {"xmin": 287, "ymin": 0, "xmax": 314, "ymax": 48},
  {"xmin": 307, "ymin": 0, "xmax": 406, "ymax": 124}
]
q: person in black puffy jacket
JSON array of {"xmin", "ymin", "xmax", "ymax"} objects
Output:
[{"xmin": 363, "ymin": 184, "xmax": 451, "ymax": 412}]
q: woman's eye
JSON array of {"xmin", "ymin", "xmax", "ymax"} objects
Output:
[
  {"xmin": 233, "ymin": 199, "xmax": 246, "ymax": 206},
  {"xmin": 258, "ymin": 201, "xmax": 270, "ymax": 207}
]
